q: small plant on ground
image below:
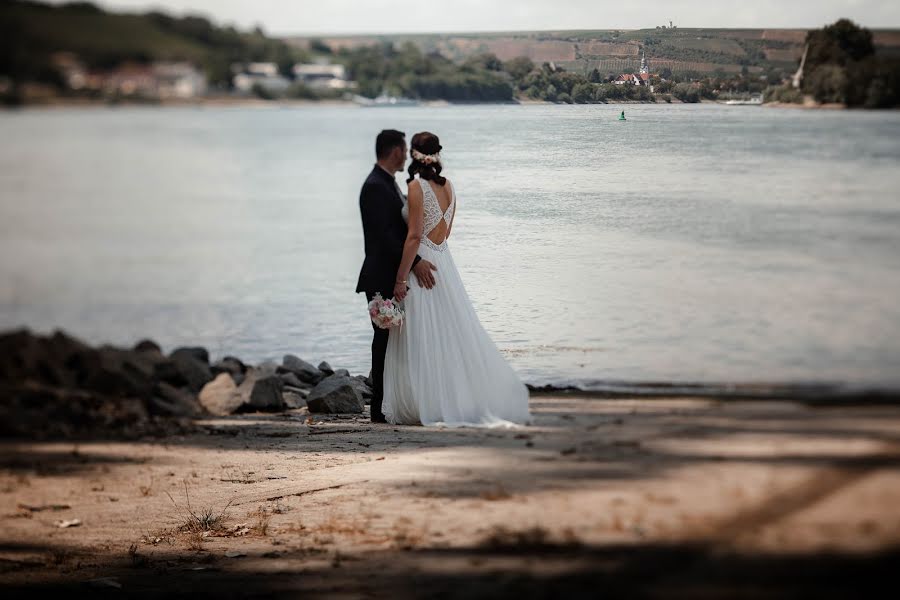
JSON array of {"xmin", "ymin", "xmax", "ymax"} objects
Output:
[{"xmin": 165, "ymin": 481, "xmax": 233, "ymax": 535}]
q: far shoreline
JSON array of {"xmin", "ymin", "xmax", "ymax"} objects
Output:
[
  {"xmin": 5, "ymin": 96, "xmax": 895, "ymax": 111},
  {"xmin": 2, "ymin": 97, "xmax": 673, "ymax": 110}
]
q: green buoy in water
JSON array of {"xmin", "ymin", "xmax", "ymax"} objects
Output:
[{"xmin": 618, "ymin": 110, "xmax": 626, "ymax": 121}]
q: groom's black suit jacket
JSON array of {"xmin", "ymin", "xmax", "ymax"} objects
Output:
[{"xmin": 356, "ymin": 165, "xmax": 421, "ymax": 297}]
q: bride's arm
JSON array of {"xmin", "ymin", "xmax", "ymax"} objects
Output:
[{"xmin": 394, "ymin": 181, "xmax": 425, "ymax": 301}]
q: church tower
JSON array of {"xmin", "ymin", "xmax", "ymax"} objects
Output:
[{"xmin": 640, "ymin": 51, "xmax": 649, "ymax": 75}]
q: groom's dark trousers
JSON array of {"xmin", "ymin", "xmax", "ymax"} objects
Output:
[
  {"xmin": 356, "ymin": 165, "xmax": 420, "ymax": 422},
  {"xmin": 365, "ymin": 291, "xmax": 390, "ymax": 421}
]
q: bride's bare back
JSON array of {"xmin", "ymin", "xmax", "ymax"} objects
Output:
[{"xmin": 416, "ymin": 177, "xmax": 455, "ymax": 246}]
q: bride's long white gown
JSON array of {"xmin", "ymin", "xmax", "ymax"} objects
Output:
[{"xmin": 382, "ymin": 177, "xmax": 531, "ymax": 427}]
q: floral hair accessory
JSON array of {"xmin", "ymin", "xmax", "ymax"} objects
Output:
[{"xmin": 411, "ymin": 148, "xmax": 440, "ymax": 165}]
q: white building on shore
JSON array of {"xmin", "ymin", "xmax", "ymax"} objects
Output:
[
  {"xmin": 613, "ymin": 52, "xmax": 655, "ymax": 90},
  {"xmin": 50, "ymin": 54, "xmax": 207, "ymax": 99},
  {"xmin": 154, "ymin": 62, "xmax": 207, "ymax": 98},
  {"xmin": 232, "ymin": 62, "xmax": 291, "ymax": 95},
  {"xmin": 292, "ymin": 61, "xmax": 353, "ymax": 90}
]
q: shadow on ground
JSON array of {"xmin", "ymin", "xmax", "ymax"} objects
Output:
[{"xmin": 1, "ymin": 538, "xmax": 898, "ymax": 599}]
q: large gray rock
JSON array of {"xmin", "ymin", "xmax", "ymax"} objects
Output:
[
  {"xmin": 0, "ymin": 328, "xmax": 203, "ymax": 438},
  {"xmin": 317, "ymin": 361, "xmax": 335, "ymax": 376},
  {"xmin": 349, "ymin": 375, "xmax": 373, "ymax": 400},
  {"xmin": 199, "ymin": 372, "xmax": 244, "ymax": 415},
  {"xmin": 279, "ymin": 354, "xmax": 324, "ymax": 384},
  {"xmin": 165, "ymin": 352, "xmax": 213, "ymax": 393},
  {"xmin": 170, "ymin": 346, "xmax": 210, "ymax": 364},
  {"xmin": 334, "ymin": 368, "xmax": 351, "ymax": 378},
  {"xmin": 306, "ymin": 376, "xmax": 364, "ymax": 414},
  {"xmin": 0, "ymin": 328, "xmax": 83, "ymax": 386},
  {"xmin": 0, "ymin": 329, "xmax": 176, "ymax": 403},
  {"xmin": 133, "ymin": 339, "xmax": 162, "ymax": 354},
  {"xmin": 83, "ymin": 347, "xmax": 158, "ymax": 400},
  {"xmin": 235, "ymin": 369, "xmax": 285, "ymax": 413},
  {"xmin": 248, "ymin": 375, "xmax": 284, "ymax": 411}
]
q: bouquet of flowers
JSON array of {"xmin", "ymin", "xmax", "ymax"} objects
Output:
[{"xmin": 367, "ymin": 293, "xmax": 405, "ymax": 329}]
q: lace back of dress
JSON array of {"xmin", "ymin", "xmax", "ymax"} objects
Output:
[{"xmin": 419, "ymin": 178, "xmax": 454, "ymax": 246}]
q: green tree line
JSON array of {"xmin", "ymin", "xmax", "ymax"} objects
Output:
[
  {"xmin": 806, "ymin": 19, "xmax": 899, "ymax": 107},
  {"xmin": 336, "ymin": 42, "xmax": 515, "ymax": 102},
  {"xmin": 768, "ymin": 19, "xmax": 899, "ymax": 108}
]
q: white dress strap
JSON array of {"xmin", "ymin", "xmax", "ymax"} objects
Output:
[{"xmin": 445, "ymin": 179, "xmax": 456, "ymax": 226}]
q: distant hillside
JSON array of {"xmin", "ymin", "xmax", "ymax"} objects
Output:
[
  {"xmin": 4, "ymin": 3, "xmax": 898, "ymax": 107},
  {"xmin": 0, "ymin": 0, "xmax": 304, "ymax": 86},
  {"xmin": 286, "ymin": 27, "xmax": 900, "ymax": 77}
]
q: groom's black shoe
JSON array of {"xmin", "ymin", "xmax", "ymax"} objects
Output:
[{"xmin": 370, "ymin": 412, "xmax": 387, "ymax": 424}]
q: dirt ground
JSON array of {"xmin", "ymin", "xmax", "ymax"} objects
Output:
[{"xmin": 2, "ymin": 394, "xmax": 899, "ymax": 598}]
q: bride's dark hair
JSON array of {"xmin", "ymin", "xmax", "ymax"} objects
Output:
[{"xmin": 406, "ymin": 131, "xmax": 446, "ymax": 186}]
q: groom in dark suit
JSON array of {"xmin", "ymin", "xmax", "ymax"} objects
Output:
[{"xmin": 357, "ymin": 129, "xmax": 437, "ymax": 423}]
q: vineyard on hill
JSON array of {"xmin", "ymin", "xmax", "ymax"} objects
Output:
[{"xmin": 289, "ymin": 27, "xmax": 900, "ymax": 78}]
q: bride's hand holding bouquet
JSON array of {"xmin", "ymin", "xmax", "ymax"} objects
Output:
[{"xmin": 367, "ymin": 292, "xmax": 405, "ymax": 329}]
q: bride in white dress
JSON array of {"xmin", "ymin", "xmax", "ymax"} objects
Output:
[{"xmin": 382, "ymin": 131, "xmax": 531, "ymax": 427}]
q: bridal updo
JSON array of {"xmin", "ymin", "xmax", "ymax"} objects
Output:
[{"xmin": 407, "ymin": 131, "xmax": 446, "ymax": 186}]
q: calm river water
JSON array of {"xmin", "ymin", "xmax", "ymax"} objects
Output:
[{"xmin": 1, "ymin": 103, "xmax": 899, "ymax": 388}]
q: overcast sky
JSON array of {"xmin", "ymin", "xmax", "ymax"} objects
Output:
[{"xmin": 48, "ymin": 0, "xmax": 900, "ymax": 35}]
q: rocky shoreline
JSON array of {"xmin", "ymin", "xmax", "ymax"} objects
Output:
[
  {"xmin": 4, "ymin": 327, "xmax": 897, "ymax": 440},
  {"xmin": 0, "ymin": 327, "xmax": 375, "ymax": 440}
]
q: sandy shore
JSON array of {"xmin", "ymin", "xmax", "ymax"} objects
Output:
[{"xmin": 2, "ymin": 394, "xmax": 899, "ymax": 597}]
